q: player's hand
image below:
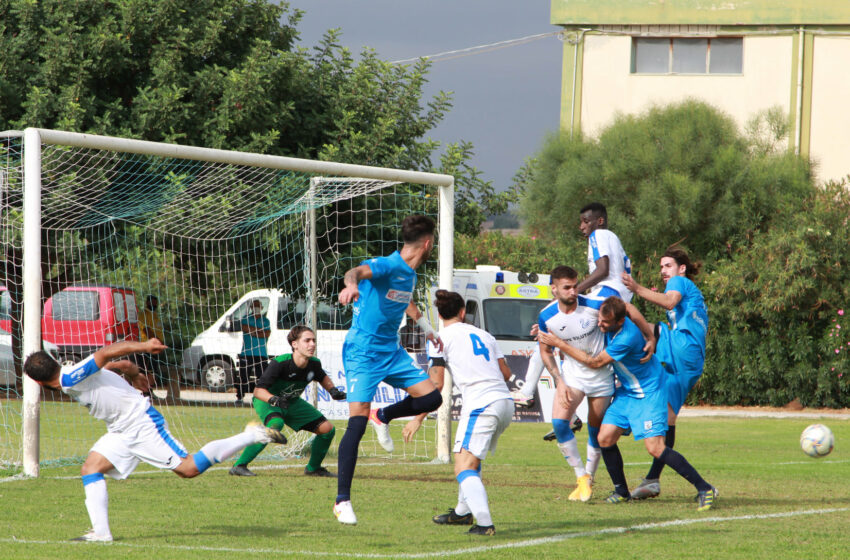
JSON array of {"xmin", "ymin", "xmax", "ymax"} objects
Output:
[
  {"xmin": 268, "ymin": 395, "xmax": 287, "ymax": 409},
  {"xmin": 338, "ymin": 286, "xmax": 360, "ymax": 305},
  {"xmin": 537, "ymin": 331, "xmax": 560, "ymax": 349},
  {"xmin": 622, "ymin": 273, "xmax": 638, "ymax": 293},
  {"xmin": 146, "ymin": 338, "xmax": 168, "ymax": 354},
  {"xmin": 402, "ymin": 417, "xmax": 423, "ymax": 443},
  {"xmin": 426, "ymin": 332, "xmax": 443, "ymax": 353},
  {"xmin": 529, "ymin": 323, "xmax": 539, "ymax": 338},
  {"xmin": 640, "ymin": 336, "xmax": 656, "ymax": 364},
  {"xmin": 328, "ymin": 386, "xmax": 346, "ymax": 401}
]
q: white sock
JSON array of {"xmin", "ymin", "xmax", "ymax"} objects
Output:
[
  {"xmin": 83, "ymin": 477, "xmax": 110, "ymax": 537},
  {"xmin": 198, "ymin": 431, "xmax": 256, "ymax": 464},
  {"xmin": 454, "ymin": 485, "xmax": 471, "ymax": 516},
  {"xmin": 521, "ymin": 351, "xmax": 545, "ymax": 398},
  {"xmin": 458, "ymin": 471, "xmax": 492, "ymax": 527},
  {"xmin": 586, "ymin": 445, "xmax": 602, "ymax": 477},
  {"xmin": 557, "ymin": 438, "xmax": 587, "ymax": 478}
]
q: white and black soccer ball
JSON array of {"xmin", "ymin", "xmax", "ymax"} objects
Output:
[{"xmin": 800, "ymin": 424, "xmax": 834, "ymax": 458}]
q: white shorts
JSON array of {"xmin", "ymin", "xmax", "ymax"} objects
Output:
[
  {"xmin": 561, "ymin": 366, "xmax": 614, "ymax": 398},
  {"xmin": 453, "ymin": 398, "xmax": 514, "ymax": 460},
  {"xmin": 91, "ymin": 407, "xmax": 188, "ymax": 480}
]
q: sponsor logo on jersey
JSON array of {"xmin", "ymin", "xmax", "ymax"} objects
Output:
[
  {"xmin": 580, "ymin": 317, "xmax": 593, "ymax": 329},
  {"xmin": 385, "ymin": 289, "xmax": 412, "ymax": 303}
]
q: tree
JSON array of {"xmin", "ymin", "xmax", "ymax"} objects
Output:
[{"xmin": 515, "ymin": 100, "xmax": 813, "ymax": 268}]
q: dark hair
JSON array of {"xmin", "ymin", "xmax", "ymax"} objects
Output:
[
  {"xmin": 549, "ymin": 265, "xmax": 578, "ymax": 282},
  {"xmin": 599, "ymin": 296, "xmax": 626, "ymax": 322},
  {"xmin": 401, "ymin": 214, "xmax": 436, "ymax": 244},
  {"xmin": 145, "ymin": 295, "xmax": 158, "ymax": 309},
  {"xmin": 287, "ymin": 325, "xmax": 314, "ymax": 347},
  {"xmin": 663, "ymin": 247, "xmax": 701, "ymax": 280},
  {"xmin": 579, "ymin": 202, "xmax": 607, "ymax": 221},
  {"xmin": 434, "ymin": 289, "xmax": 464, "ymax": 320},
  {"xmin": 24, "ymin": 351, "xmax": 60, "ymax": 383}
]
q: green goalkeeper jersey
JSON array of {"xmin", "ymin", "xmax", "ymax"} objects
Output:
[{"xmin": 254, "ymin": 353, "xmax": 327, "ymax": 402}]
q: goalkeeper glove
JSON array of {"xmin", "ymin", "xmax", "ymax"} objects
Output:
[
  {"xmin": 328, "ymin": 386, "xmax": 346, "ymax": 401},
  {"xmin": 268, "ymin": 395, "xmax": 287, "ymax": 409}
]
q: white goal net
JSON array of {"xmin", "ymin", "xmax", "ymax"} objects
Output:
[{"xmin": 0, "ymin": 128, "xmax": 454, "ymax": 476}]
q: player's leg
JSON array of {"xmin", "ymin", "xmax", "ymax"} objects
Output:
[
  {"xmin": 632, "ymin": 403, "xmax": 675, "ymax": 499},
  {"xmin": 290, "ymin": 401, "xmax": 336, "ymax": 476},
  {"xmin": 230, "ymin": 399, "xmax": 285, "ymax": 476},
  {"xmin": 176, "ymin": 419, "xmax": 285, "ymax": 478},
  {"xmin": 450, "ymin": 399, "xmax": 512, "ymax": 535},
  {"xmin": 76, "ymin": 449, "xmax": 119, "ymax": 542},
  {"xmin": 373, "ymin": 348, "xmax": 441, "ymax": 424},
  {"xmin": 598, "ymin": 398, "xmax": 630, "ymax": 502},
  {"xmin": 584, "ymin": 394, "xmax": 611, "ymax": 482},
  {"xmin": 551, "ymin": 383, "xmax": 591, "ymax": 501}
]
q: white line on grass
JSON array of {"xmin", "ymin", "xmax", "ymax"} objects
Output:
[{"xmin": 2, "ymin": 506, "xmax": 848, "ymax": 557}]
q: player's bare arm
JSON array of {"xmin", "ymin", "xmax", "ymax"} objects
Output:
[
  {"xmin": 576, "ymin": 255, "xmax": 608, "ymax": 294},
  {"xmin": 403, "ymin": 364, "xmax": 445, "ymax": 443},
  {"xmin": 497, "ymin": 357, "xmax": 511, "ymax": 382},
  {"xmin": 92, "ymin": 339, "xmax": 167, "ymax": 369},
  {"xmin": 540, "ymin": 339, "xmax": 569, "ymax": 409},
  {"xmin": 105, "ymin": 360, "xmax": 150, "ymax": 393},
  {"xmin": 406, "ymin": 300, "xmax": 443, "ymax": 351},
  {"xmin": 624, "ymin": 302, "xmax": 657, "ymax": 363},
  {"xmin": 622, "ymin": 272, "xmax": 682, "ymax": 310},
  {"xmin": 253, "ymin": 386, "xmax": 274, "ymax": 403},
  {"xmin": 338, "ymin": 264, "xmax": 373, "ymax": 305},
  {"xmin": 539, "ymin": 331, "xmax": 614, "ymax": 370}
]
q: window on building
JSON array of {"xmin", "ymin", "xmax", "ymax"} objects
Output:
[{"xmin": 632, "ymin": 37, "xmax": 742, "ymax": 74}]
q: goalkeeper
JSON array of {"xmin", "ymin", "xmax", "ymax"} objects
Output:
[{"xmin": 230, "ymin": 325, "xmax": 346, "ymax": 477}]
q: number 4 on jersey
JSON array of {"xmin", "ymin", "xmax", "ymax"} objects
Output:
[{"xmin": 469, "ymin": 333, "xmax": 490, "ymax": 361}]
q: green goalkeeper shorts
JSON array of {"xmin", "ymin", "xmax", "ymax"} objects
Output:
[{"xmin": 252, "ymin": 396, "xmax": 324, "ymax": 432}]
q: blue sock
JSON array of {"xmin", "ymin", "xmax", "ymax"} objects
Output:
[
  {"xmin": 81, "ymin": 472, "xmax": 105, "ymax": 486},
  {"xmin": 336, "ymin": 415, "xmax": 368, "ymax": 503},
  {"xmin": 192, "ymin": 451, "xmax": 213, "ymax": 474},
  {"xmin": 587, "ymin": 425, "xmax": 600, "ymax": 448},
  {"xmin": 552, "ymin": 418, "xmax": 575, "ymax": 443}
]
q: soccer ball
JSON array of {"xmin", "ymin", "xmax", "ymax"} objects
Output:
[{"xmin": 800, "ymin": 424, "xmax": 834, "ymax": 458}]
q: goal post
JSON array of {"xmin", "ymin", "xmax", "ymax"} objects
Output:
[{"xmin": 6, "ymin": 127, "xmax": 454, "ymax": 477}]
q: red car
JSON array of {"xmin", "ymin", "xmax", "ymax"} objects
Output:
[{"xmin": 0, "ymin": 285, "xmax": 141, "ymax": 366}]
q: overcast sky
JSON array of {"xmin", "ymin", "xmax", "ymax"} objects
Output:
[{"xmin": 286, "ymin": 1, "xmax": 564, "ymax": 191}]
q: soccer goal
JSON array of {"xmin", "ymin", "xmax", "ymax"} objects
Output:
[{"xmin": 0, "ymin": 128, "xmax": 454, "ymax": 477}]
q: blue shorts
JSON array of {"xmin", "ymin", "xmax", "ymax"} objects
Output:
[
  {"xmin": 656, "ymin": 325, "xmax": 704, "ymax": 414},
  {"xmin": 603, "ymin": 387, "xmax": 668, "ymax": 441},
  {"xmin": 342, "ymin": 341, "xmax": 428, "ymax": 403}
]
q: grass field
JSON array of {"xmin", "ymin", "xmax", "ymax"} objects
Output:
[{"xmin": 1, "ymin": 414, "xmax": 848, "ymax": 559}]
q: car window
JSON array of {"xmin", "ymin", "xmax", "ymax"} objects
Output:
[
  {"xmin": 0, "ymin": 290, "xmax": 10, "ymax": 320},
  {"xmin": 113, "ymin": 292, "xmax": 126, "ymax": 322},
  {"xmin": 125, "ymin": 293, "xmax": 138, "ymax": 322},
  {"xmin": 52, "ymin": 291, "xmax": 100, "ymax": 321}
]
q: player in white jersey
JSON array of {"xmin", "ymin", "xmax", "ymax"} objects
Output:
[
  {"xmin": 577, "ymin": 202, "xmax": 633, "ymax": 302},
  {"xmin": 404, "ymin": 289, "xmax": 513, "ymax": 536},
  {"xmin": 24, "ymin": 339, "xmax": 286, "ymax": 543},
  {"xmin": 536, "ymin": 265, "xmax": 613, "ymax": 502}
]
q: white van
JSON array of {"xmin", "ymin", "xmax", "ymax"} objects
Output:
[{"xmin": 180, "ymin": 289, "xmax": 348, "ymax": 391}]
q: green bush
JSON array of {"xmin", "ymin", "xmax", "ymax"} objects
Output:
[
  {"xmin": 695, "ymin": 180, "xmax": 850, "ymax": 407},
  {"xmin": 454, "ymin": 232, "xmax": 584, "ymax": 274}
]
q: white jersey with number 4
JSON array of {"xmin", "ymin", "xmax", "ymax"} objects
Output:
[
  {"xmin": 61, "ymin": 356, "xmax": 151, "ymax": 433},
  {"xmin": 428, "ymin": 322, "xmax": 511, "ymax": 411}
]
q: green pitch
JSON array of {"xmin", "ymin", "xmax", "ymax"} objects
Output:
[{"xmin": 1, "ymin": 416, "xmax": 849, "ymax": 559}]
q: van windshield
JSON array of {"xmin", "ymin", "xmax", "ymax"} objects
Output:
[
  {"xmin": 482, "ymin": 299, "xmax": 549, "ymax": 341},
  {"xmin": 52, "ymin": 291, "xmax": 100, "ymax": 321}
]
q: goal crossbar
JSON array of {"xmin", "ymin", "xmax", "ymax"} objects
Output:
[{"xmin": 13, "ymin": 127, "xmax": 455, "ymax": 476}]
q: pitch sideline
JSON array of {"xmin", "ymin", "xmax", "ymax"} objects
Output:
[{"xmin": 1, "ymin": 506, "xmax": 848, "ymax": 558}]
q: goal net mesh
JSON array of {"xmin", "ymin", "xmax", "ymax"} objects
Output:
[{"xmin": 0, "ymin": 134, "xmax": 444, "ymax": 474}]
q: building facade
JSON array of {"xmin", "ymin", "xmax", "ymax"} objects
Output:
[{"xmin": 551, "ymin": 0, "xmax": 850, "ymax": 184}]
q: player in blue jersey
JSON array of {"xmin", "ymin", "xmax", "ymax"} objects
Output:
[
  {"xmin": 333, "ymin": 214, "xmax": 444, "ymax": 525},
  {"xmin": 623, "ymin": 247, "xmax": 709, "ymax": 500},
  {"xmin": 547, "ymin": 297, "xmax": 717, "ymax": 511},
  {"xmin": 576, "ymin": 202, "xmax": 633, "ymax": 302}
]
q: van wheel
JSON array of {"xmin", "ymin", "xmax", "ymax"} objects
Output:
[{"xmin": 201, "ymin": 359, "xmax": 233, "ymax": 392}]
